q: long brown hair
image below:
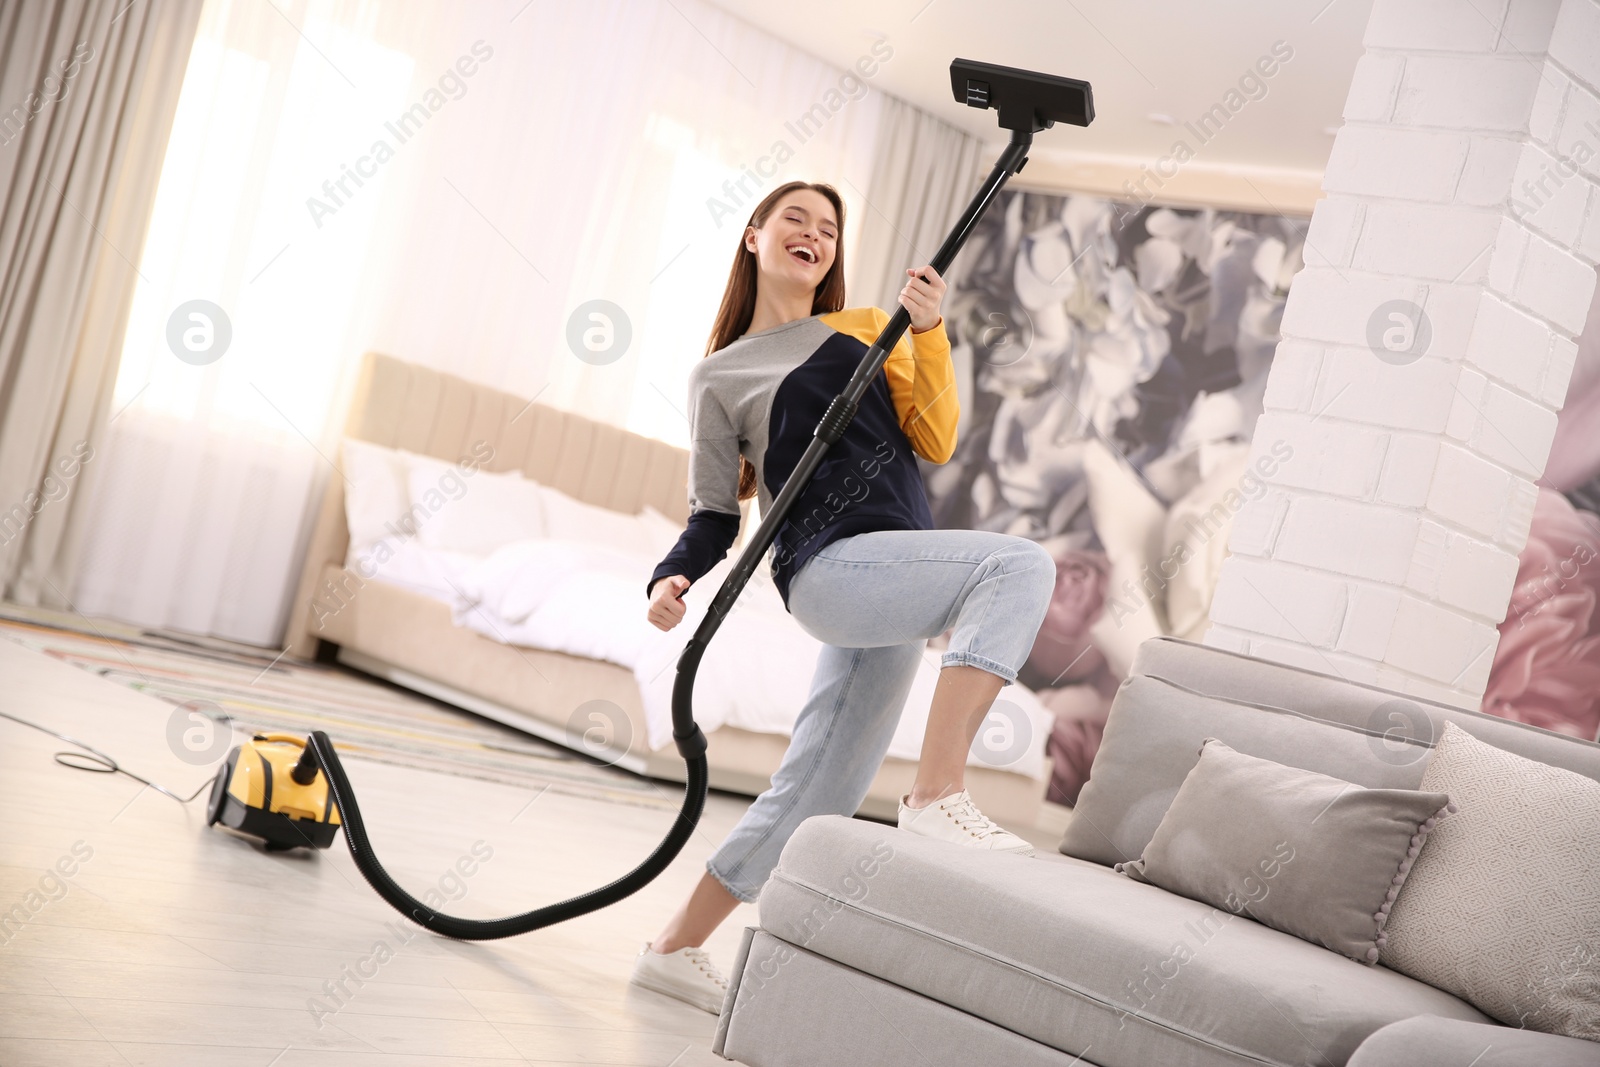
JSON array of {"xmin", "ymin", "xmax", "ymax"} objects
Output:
[{"xmin": 704, "ymin": 180, "xmax": 847, "ymax": 502}]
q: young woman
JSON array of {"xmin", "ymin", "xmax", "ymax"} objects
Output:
[{"xmin": 630, "ymin": 180, "xmax": 1056, "ymax": 1014}]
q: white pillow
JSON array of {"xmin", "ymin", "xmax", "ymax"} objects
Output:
[
  {"xmin": 1382, "ymin": 721, "xmax": 1600, "ymax": 1039},
  {"xmin": 539, "ymin": 484, "xmax": 682, "ymax": 559},
  {"xmin": 407, "ymin": 461, "xmax": 545, "ymax": 556},
  {"xmin": 341, "ymin": 438, "xmax": 414, "ymax": 551},
  {"xmin": 345, "ymin": 534, "xmax": 482, "ymax": 605}
]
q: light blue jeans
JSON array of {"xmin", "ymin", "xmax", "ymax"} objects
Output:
[{"xmin": 705, "ymin": 528, "xmax": 1057, "ymax": 903}]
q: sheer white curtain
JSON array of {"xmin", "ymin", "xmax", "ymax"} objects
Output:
[
  {"xmin": 67, "ymin": 0, "xmax": 904, "ymax": 646},
  {"xmin": 851, "ymin": 92, "xmax": 986, "ymax": 317}
]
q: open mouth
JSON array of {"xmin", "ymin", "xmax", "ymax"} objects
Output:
[{"xmin": 786, "ymin": 245, "xmax": 817, "ymax": 265}]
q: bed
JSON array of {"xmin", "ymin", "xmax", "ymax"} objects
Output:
[{"xmin": 284, "ymin": 352, "xmax": 1053, "ymax": 826}]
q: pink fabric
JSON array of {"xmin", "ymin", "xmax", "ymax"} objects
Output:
[
  {"xmin": 1481, "ymin": 487, "xmax": 1600, "ymax": 742},
  {"xmin": 1015, "ymin": 547, "xmax": 1115, "ymax": 806},
  {"xmin": 1021, "ymin": 549, "xmax": 1109, "ymax": 687},
  {"xmin": 1038, "ymin": 678, "xmax": 1115, "ymax": 806}
]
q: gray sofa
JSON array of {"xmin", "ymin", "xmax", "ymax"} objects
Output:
[{"xmin": 710, "ymin": 636, "xmax": 1600, "ymax": 1067}]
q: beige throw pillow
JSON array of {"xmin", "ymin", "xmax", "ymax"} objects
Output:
[
  {"xmin": 1382, "ymin": 721, "xmax": 1600, "ymax": 1040},
  {"xmin": 1115, "ymin": 738, "xmax": 1455, "ymax": 964}
]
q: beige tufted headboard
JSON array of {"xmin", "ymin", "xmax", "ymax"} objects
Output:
[{"xmin": 284, "ymin": 351, "xmax": 695, "ymax": 658}]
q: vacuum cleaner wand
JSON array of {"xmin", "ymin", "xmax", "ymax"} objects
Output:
[{"xmin": 298, "ymin": 58, "xmax": 1093, "ymax": 940}]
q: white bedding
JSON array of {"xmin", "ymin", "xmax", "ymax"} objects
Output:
[
  {"xmin": 346, "ymin": 534, "xmax": 482, "ymax": 603},
  {"xmin": 351, "ymin": 534, "xmax": 1051, "ymax": 779}
]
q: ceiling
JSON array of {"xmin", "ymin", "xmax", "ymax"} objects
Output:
[{"xmin": 703, "ymin": 0, "xmax": 1374, "ymax": 213}]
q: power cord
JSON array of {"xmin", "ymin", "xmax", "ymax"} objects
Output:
[{"xmin": 0, "ymin": 707, "xmax": 234, "ymax": 804}]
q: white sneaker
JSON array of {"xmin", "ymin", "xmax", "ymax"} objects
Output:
[
  {"xmin": 630, "ymin": 940, "xmax": 729, "ymax": 1015},
  {"xmin": 897, "ymin": 789, "xmax": 1036, "ymax": 856}
]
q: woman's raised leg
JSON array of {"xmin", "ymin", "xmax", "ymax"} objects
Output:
[{"xmin": 786, "ymin": 529, "xmax": 1057, "ymax": 847}]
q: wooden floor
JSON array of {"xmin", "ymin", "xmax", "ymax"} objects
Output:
[
  {"xmin": 0, "ymin": 634, "xmax": 767, "ymax": 1066},
  {"xmin": 0, "ymin": 626, "xmax": 1071, "ymax": 1065}
]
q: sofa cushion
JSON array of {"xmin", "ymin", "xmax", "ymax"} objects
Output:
[
  {"xmin": 1115, "ymin": 738, "xmax": 1456, "ymax": 964},
  {"xmin": 1346, "ymin": 1015, "xmax": 1600, "ymax": 1067},
  {"xmin": 1062, "ymin": 674, "xmax": 1438, "ymax": 867},
  {"xmin": 717, "ymin": 928, "xmax": 1098, "ymax": 1067},
  {"xmin": 764, "ymin": 815, "xmax": 1491, "ymax": 1067}
]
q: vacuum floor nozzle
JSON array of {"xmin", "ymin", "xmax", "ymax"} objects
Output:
[{"xmin": 951, "ymin": 57, "xmax": 1095, "ymax": 133}]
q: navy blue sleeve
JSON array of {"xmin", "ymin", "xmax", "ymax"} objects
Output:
[{"xmin": 647, "ymin": 507, "xmax": 741, "ymax": 599}]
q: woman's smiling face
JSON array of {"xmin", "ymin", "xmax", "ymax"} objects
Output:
[{"xmin": 746, "ymin": 189, "xmax": 838, "ymax": 287}]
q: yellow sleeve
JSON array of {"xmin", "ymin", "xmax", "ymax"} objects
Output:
[{"xmin": 820, "ymin": 306, "xmax": 959, "ymax": 463}]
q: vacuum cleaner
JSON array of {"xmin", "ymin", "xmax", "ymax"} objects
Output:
[{"xmin": 208, "ymin": 58, "xmax": 1094, "ymax": 938}]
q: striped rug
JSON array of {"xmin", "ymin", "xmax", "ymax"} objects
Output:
[{"xmin": 0, "ymin": 606, "xmax": 678, "ymax": 811}]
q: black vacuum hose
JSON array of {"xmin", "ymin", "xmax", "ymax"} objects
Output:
[{"xmin": 308, "ymin": 729, "xmax": 710, "ymax": 938}]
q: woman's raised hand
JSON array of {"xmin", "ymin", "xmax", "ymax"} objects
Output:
[{"xmin": 900, "ymin": 263, "xmax": 946, "ymax": 333}]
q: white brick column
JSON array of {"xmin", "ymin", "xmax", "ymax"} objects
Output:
[{"xmin": 1206, "ymin": 0, "xmax": 1600, "ymax": 708}]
